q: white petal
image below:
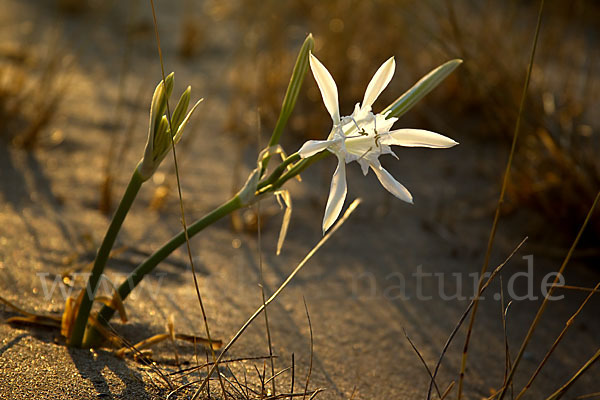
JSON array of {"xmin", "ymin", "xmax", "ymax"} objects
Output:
[
  {"xmin": 362, "ymin": 57, "xmax": 395, "ymax": 111},
  {"xmin": 357, "ymin": 158, "xmax": 370, "ymax": 175},
  {"xmin": 370, "ymin": 162, "xmax": 413, "ymax": 203},
  {"xmin": 173, "ymin": 98, "xmax": 203, "ymax": 144},
  {"xmin": 309, "ymin": 53, "xmax": 340, "ymax": 124},
  {"xmin": 374, "ymin": 113, "xmax": 397, "ymax": 133},
  {"xmin": 323, "ymin": 154, "xmax": 348, "ymax": 233},
  {"xmin": 382, "ymin": 128, "xmax": 458, "ymax": 148},
  {"xmin": 298, "ymin": 139, "xmax": 337, "ymax": 158},
  {"xmin": 381, "ymin": 144, "xmax": 398, "ymax": 160}
]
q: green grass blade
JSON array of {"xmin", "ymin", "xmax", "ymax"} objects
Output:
[{"xmin": 267, "ymin": 33, "xmax": 314, "ymax": 149}]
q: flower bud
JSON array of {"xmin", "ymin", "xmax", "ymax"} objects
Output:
[{"xmin": 138, "ymin": 73, "xmax": 201, "ymax": 181}]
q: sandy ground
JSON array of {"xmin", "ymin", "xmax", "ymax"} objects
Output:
[{"xmin": 1, "ymin": 1, "xmax": 599, "ymax": 399}]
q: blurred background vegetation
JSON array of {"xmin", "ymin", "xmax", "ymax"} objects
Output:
[{"xmin": 1, "ymin": 0, "xmax": 598, "ymax": 255}]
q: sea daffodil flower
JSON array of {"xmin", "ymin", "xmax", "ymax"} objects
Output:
[{"xmin": 299, "ymin": 53, "xmax": 458, "ymax": 233}]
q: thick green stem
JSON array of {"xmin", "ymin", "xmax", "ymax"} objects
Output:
[
  {"xmin": 69, "ymin": 169, "xmax": 144, "ymax": 347},
  {"xmin": 84, "ymin": 195, "xmax": 242, "ymax": 347}
]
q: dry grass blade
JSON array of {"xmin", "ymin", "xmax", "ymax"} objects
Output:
[
  {"xmin": 457, "ymin": 1, "xmax": 545, "ymax": 397},
  {"xmin": 257, "ymin": 362, "xmax": 267, "ymax": 396},
  {"xmin": 497, "ymin": 192, "xmax": 599, "ymax": 400},
  {"xmin": 226, "ymin": 365, "xmax": 253, "ymax": 399},
  {"xmin": 557, "ymin": 285, "xmax": 600, "ymax": 294},
  {"xmin": 220, "ymin": 370, "xmax": 248, "ymax": 399},
  {"xmin": 499, "ymin": 279, "xmax": 514, "ymax": 399},
  {"xmin": 440, "ymin": 382, "xmax": 455, "ymax": 400},
  {"xmin": 115, "ymin": 333, "xmax": 171, "ymax": 358},
  {"xmin": 261, "ymin": 389, "xmax": 324, "ymax": 399},
  {"xmin": 174, "ymin": 333, "xmax": 223, "ymax": 350},
  {"xmin": 575, "ymin": 392, "xmax": 600, "ymax": 400},
  {"xmin": 403, "ymin": 328, "xmax": 442, "ymax": 398},
  {"xmin": 290, "ymin": 353, "xmax": 295, "ymax": 400},
  {"xmin": 148, "ymin": 0, "xmax": 227, "ymax": 398},
  {"xmin": 168, "ymin": 356, "xmax": 271, "ymax": 377},
  {"xmin": 5, "ymin": 315, "xmax": 61, "ymax": 329},
  {"xmin": 276, "ymin": 190, "xmax": 293, "ymax": 256},
  {"xmin": 349, "ymin": 384, "xmax": 358, "ymax": 400},
  {"xmin": 265, "ymin": 366, "xmax": 292, "ymax": 386},
  {"xmin": 190, "ymin": 199, "xmax": 362, "ymax": 400},
  {"xmin": 0, "ymin": 294, "xmax": 61, "ymax": 321},
  {"xmin": 92, "ymin": 295, "xmax": 127, "ymax": 323},
  {"xmin": 513, "ymin": 280, "xmax": 600, "ymax": 400},
  {"xmin": 302, "ymin": 297, "xmax": 314, "ymax": 400},
  {"xmin": 544, "ymin": 348, "xmax": 600, "ymax": 400},
  {"xmin": 167, "ymin": 315, "xmax": 180, "ymax": 366},
  {"xmin": 97, "ymin": 315, "xmax": 174, "ymax": 391},
  {"xmin": 426, "ymin": 237, "xmax": 528, "ymax": 400},
  {"xmin": 256, "ymin": 133, "xmax": 278, "ymax": 396}
]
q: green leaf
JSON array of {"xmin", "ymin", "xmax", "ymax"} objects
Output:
[
  {"xmin": 268, "ymin": 33, "xmax": 315, "ymax": 148},
  {"xmin": 173, "ymin": 98, "xmax": 203, "ymax": 144},
  {"xmin": 171, "ymin": 86, "xmax": 191, "ymax": 132},
  {"xmin": 383, "ymin": 59, "xmax": 462, "ymax": 119}
]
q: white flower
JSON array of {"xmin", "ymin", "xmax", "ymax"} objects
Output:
[{"xmin": 299, "ymin": 53, "xmax": 458, "ymax": 233}]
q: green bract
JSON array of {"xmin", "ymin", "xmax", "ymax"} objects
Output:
[
  {"xmin": 138, "ymin": 73, "xmax": 202, "ymax": 180},
  {"xmin": 383, "ymin": 59, "xmax": 462, "ymax": 119}
]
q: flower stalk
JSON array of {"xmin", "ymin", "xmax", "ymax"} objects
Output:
[
  {"xmin": 85, "ymin": 195, "xmax": 243, "ymax": 346},
  {"xmin": 68, "ymin": 168, "xmax": 144, "ymax": 347}
]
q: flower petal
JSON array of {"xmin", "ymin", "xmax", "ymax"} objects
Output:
[
  {"xmin": 362, "ymin": 57, "xmax": 395, "ymax": 111},
  {"xmin": 357, "ymin": 157, "xmax": 370, "ymax": 175},
  {"xmin": 298, "ymin": 139, "xmax": 337, "ymax": 158},
  {"xmin": 381, "ymin": 128, "xmax": 458, "ymax": 148},
  {"xmin": 309, "ymin": 53, "xmax": 340, "ymax": 124},
  {"xmin": 370, "ymin": 161, "xmax": 413, "ymax": 203},
  {"xmin": 323, "ymin": 154, "xmax": 348, "ymax": 233}
]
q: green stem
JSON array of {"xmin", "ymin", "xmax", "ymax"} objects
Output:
[
  {"xmin": 84, "ymin": 195, "xmax": 242, "ymax": 347},
  {"xmin": 258, "ymin": 151, "xmax": 329, "ymax": 194},
  {"xmin": 258, "ymin": 152, "xmax": 301, "ymax": 189},
  {"xmin": 69, "ymin": 169, "xmax": 144, "ymax": 347}
]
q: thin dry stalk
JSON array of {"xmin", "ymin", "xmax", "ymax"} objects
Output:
[
  {"xmin": 302, "ymin": 297, "xmax": 314, "ymax": 400},
  {"xmin": 499, "ymin": 278, "xmax": 514, "ymax": 399},
  {"xmin": 403, "ymin": 328, "xmax": 442, "ymax": 398},
  {"xmin": 575, "ymin": 392, "xmax": 600, "ymax": 400},
  {"xmin": 440, "ymin": 382, "xmax": 455, "ymax": 400},
  {"xmin": 148, "ymin": 1, "xmax": 227, "ymax": 398},
  {"xmin": 557, "ymin": 285, "xmax": 600, "ymax": 294},
  {"xmin": 190, "ymin": 199, "xmax": 362, "ymax": 400},
  {"xmin": 256, "ymin": 115, "xmax": 277, "ymax": 396},
  {"xmin": 497, "ymin": 192, "xmax": 599, "ymax": 400},
  {"xmin": 169, "ymin": 356, "xmax": 275, "ymax": 378},
  {"xmin": 289, "ymin": 353, "xmax": 295, "ymax": 400},
  {"xmin": 227, "ymin": 365, "xmax": 252, "ymax": 400},
  {"xmin": 457, "ymin": 1, "xmax": 545, "ymax": 397},
  {"xmin": 100, "ymin": 317, "xmax": 174, "ymax": 391},
  {"xmin": 513, "ymin": 280, "xmax": 600, "ymax": 400},
  {"xmin": 544, "ymin": 348, "xmax": 600, "ymax": 400},
  {"xmin": 427, "ymin": 237, "xmax": 528, "ymax": 400}
]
